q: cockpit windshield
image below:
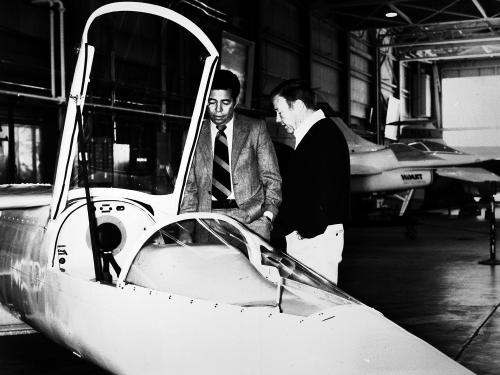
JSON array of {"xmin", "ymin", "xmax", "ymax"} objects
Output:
[
  {"xmin": 125, "ymin": 215, "xmax": 358, "ymax": 316},
  {"xmin": 68, "ymin": 12, "xmax": 209, "ymax": 195},
  {"xmin": 409, "ymin": 140, "xmax": 462, "ymax": 154}
]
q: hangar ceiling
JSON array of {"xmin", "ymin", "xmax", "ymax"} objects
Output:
[{"xmin": 310, "ymin": 0, "xmax": 500, "ymax": 61}]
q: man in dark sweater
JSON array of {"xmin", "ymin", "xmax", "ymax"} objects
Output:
[{"xmin": 270, "ymin": 79, "xmax": 350, "ymax": 284}]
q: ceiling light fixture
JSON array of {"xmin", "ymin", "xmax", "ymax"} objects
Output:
[{"xmin": 385, "ymin": 11, "xmax": 398, "ymax": 18}]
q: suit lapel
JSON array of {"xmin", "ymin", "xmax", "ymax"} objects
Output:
[
  {"xmin": 198, "ymin": 120, "xmax": 212, "ymax": 175},
  {"xmin": 231, "ymin": 113, "xmax": 249, "ymax": 173}
]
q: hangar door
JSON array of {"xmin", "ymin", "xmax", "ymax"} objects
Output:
[{"xmin": 442, "ymin": 75, "xmax": 500, "ymax": 148}]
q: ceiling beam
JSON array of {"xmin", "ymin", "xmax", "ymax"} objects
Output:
[
  {"xmin": 328, "ymin": 9, "xmax": 406, "ymax": 27},
  {"xmin": 381, "ymin": 36, "xmax": 500, "ymax": 48},
  {"xmin": 405, "ymin": 0, "xmax": 477, "ymax": 24},
  {"xmin": 352, "ymin": 3, "xmax": 387, "ymax": 30},
  {"xmin": 312, "ymin": 0, "xmax": 418, "ymax": 11},
  {"xmin": 471, "ymin": 0, "xmax": 488, "ymax": 18},
  {"xmin": 400, "ymin": 52, "xmax": 500, "ymax": 62},
  {"xmin": 389, "ymin": 3, "xmax": 414, "ymax": 25},
  {"xmin": 384, "ymin": 17, "xmax": 500, "ymax": 31},
  {"xmin": 470, "ymin": 0, "xmax": 498, "ymax": 35}
]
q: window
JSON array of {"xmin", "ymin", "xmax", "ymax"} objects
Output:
[
  {"xmin": 220, "ymin": 31, "xmax": 255, "ymax": 108},
  {"xmin": 68, "ymin": 12, "xmax": 208, "ymax": 195},
  {"xmin": 0, "ymin": 124, "xmax": 42, "ymax": 183}
]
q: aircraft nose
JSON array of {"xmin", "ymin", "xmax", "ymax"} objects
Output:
[{"xmin": 304, "ymin": 305, "xmax": 475, "ymax": 375}]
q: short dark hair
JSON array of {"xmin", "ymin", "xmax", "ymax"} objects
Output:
[
  {"xmin": 270, "ymin": 79, "xmax": 317, "ymax": 110},
  {"xmin": 211, "ymin": 69, "xmax": 241, "ymax": 102}
]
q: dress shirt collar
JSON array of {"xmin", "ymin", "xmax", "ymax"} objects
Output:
[
  {"xmin": 211, "ymin": 116, "xmax": 234, "ymax": 146},
  {"xmin": 294, "ymin": 109, "xmax": 325, "ymax": 149}
]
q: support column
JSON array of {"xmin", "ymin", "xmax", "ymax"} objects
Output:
[
  {"xmin": 375, "ymin": 46, "xmax": 381, "ymax": 144},
  {"xmin": 479, "ymin": 182, "xmax": 500, "ymax": 266},
  {"xmin": 432, "ymin": 62, "xmax": 442, "ymax": 129}
]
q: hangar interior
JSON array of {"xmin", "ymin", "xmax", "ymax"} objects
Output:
[{"xmin": 1, "ymin": 1, "xmax": 500, "ymax": 374}]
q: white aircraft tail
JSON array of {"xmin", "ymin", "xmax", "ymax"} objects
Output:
[{"xmin": 330, "ymin": 117, "xmax": 385, "ymax": 153}]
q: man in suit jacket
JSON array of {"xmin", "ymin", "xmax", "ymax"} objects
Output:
[
  {"xmin": 180, "ymin": 70, "xmax": 281, "ymax": 240},
  {"xmin": 270, "ymin": 79, "xmax": 350, "ymax": 284}
]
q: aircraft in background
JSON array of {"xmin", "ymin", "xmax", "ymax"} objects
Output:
[
  {"xmin": 0, "ymin": 3, "xmax": 474, "ymax": 374},
  {"xmin": 268, "ymin": 115, "xmax": 500, "ymax": 217},
  {"xmin": 385, "ymin": 119, "xmax": 500, "ymax": 211}
]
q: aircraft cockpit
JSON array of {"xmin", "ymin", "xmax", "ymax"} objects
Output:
[
  {"xmin": 118, "ymin": 213, "xmax": 359, "ymax": 317},
  {"xmin": 408, "ymin": 140, "xmax": 464, "ymax": 155}
]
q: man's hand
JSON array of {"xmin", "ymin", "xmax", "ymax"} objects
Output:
[{"xmin": 263, "ymin": 210, "xmax": 274, "ymax": 222}]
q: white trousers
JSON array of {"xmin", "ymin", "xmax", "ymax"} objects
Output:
[{"xmin": 286, "ymin": 224, "xmax": 344, "ymax": 284}]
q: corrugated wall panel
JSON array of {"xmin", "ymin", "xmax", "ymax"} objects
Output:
[
  {"xmin": 261, "ymin": 0, "xmax": 302, "ymax": 45},
  {"xmin": 349, "ymin": 32, "xmax": 373, "ymax": 125},
  {"xmin": 260, "ymin": 41, "xmax": 301, "ymax": 94},
  {"xmin": 312, "ymin": 61, "xmax": 341, "ymax": 110},
  {"xmin": 311, "ymin": 17, "xmax": 340, "ymax": 61},
  {"xmin": 351, "ymin": 76, "xmax": 370, "ymax": 119},
  {"xmin": 311, "ymin": 16, "xmax": 343, "ymax": 112},
  {"xmin": 259, "ymin": 0, "xmax": 304, "ymax": 105}
]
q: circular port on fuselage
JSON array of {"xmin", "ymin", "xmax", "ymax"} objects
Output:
[{"xmin": 96, "ymin": 222, "xmax": 122, "ymax": 252}]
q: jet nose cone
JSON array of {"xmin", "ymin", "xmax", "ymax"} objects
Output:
[{"xmin": 299, "ymin": 305, "xmax": 475, "ymax": 375}]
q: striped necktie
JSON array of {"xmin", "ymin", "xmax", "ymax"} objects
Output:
[{"xmin": 212, "ymin": 124, "xmax": 232, "ymax": 201}]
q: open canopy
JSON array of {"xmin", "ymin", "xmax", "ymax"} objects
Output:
[{"xmin": 51, "ymin": 2, "xmax": 218, "ymax": 219}]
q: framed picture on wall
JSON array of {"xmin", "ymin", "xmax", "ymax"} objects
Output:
[{"xmin": 220, "ymin": 31, "xmax": 255, "ymax": 108}]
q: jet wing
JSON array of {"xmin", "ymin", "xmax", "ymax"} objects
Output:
[
  {"xmin": 459, "ymin": 146, "xmax": 500, "ymax": 161},
  {"xmin": 0, "ymin": 184, "xmax": 52, "ymax": 208},
  {"xmin": 436, "ymin": 167, "xmax": 500, "ymax": 183}
]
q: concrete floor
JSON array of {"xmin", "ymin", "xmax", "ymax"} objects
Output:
[
  {"xmin": 340, "ymin": 211, "xmax": 500, "ymax": 375},
  {"xmin": 0, "ymin": 210, "xmax": 498, "ymax": 374}
]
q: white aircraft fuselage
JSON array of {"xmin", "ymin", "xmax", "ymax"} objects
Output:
[{"xmin": 0, "ymin": 189, "xmax": 474, "ymax": 374}]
